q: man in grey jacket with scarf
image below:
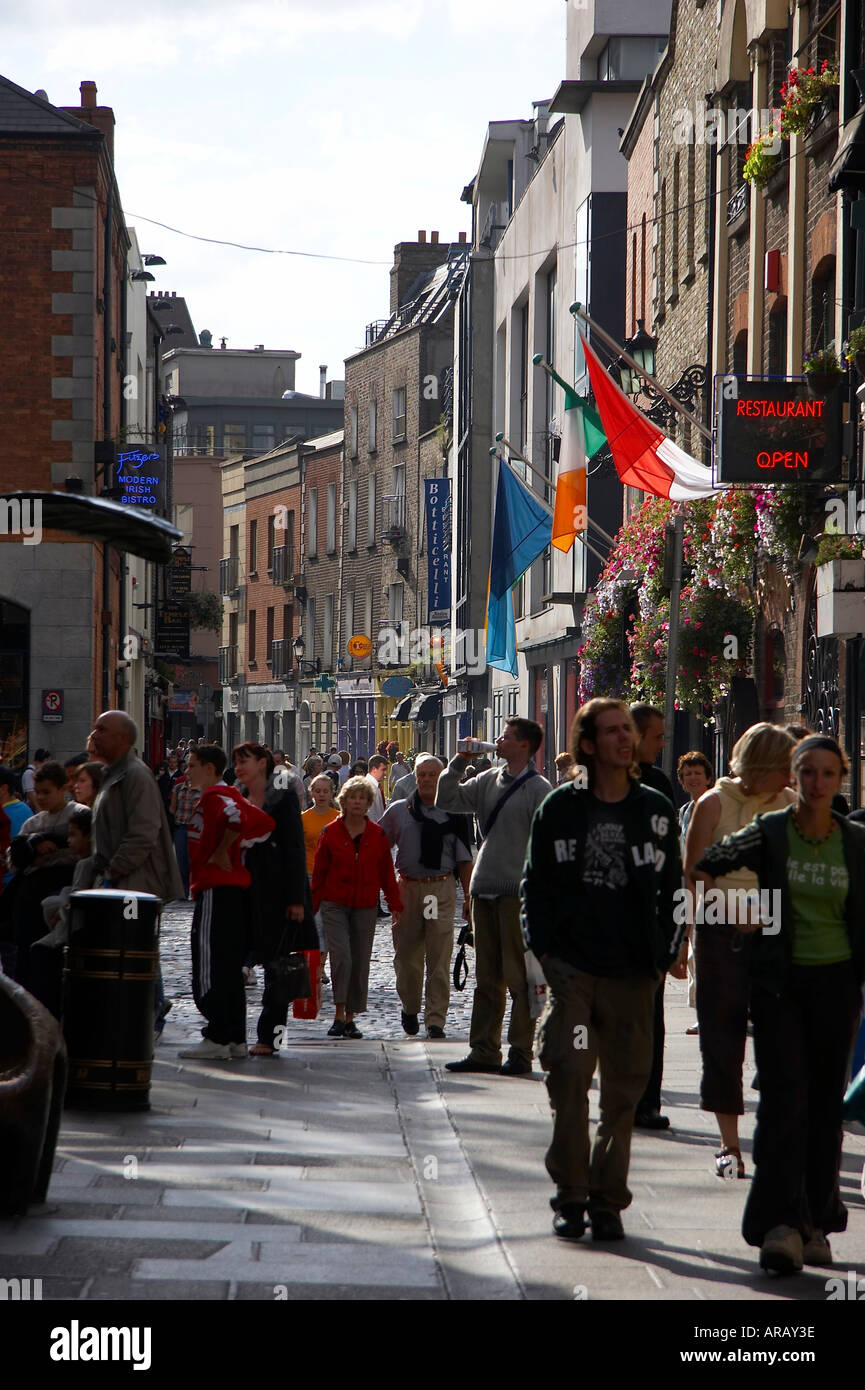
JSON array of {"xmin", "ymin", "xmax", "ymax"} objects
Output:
[
  {"xmin": 436, "ymin": 719, "xmax": 551, "ymax": 1075},
  {"xmin": 380, "ymin": 755, "xmax": 473, "ymax": 1040}
]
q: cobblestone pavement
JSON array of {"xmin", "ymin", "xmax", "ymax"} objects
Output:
[{"xmin": 158, "ymin": 896, "xmax": 475, "ymax": 1048}]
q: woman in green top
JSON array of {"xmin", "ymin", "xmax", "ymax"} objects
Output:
[{"xmin": 695, "ymin": 735, "xmax": 865, "ymax": 1277}]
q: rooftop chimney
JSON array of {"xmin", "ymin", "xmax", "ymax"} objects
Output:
[
  {"xmin": 430, "ymin": 230, "xmax": 439, "ymax": 244},
  {"xmin": 319, "ymin": 365, "xmax": 327, "ymax": 399},
  {"xmin": 458, "ymin": 231, "xmax": 467, "ymax": 243},
  {"xmin": 60, "ymin": 80, "xmax": 114, "ymax": 161},
  {"xmin": 418, "ymin": 230, "xmax": 426, "ymax": 244},
  {"xmin": 80, "ymin": 80, "xmax": 97, "ymax": 108}
]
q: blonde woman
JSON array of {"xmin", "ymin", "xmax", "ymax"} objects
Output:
[
  {"xmin": 311, "ymin": 776, "xmax": 402, "ymax": 1038},
  {"xmin": 684, "ymin": 723, "xmax": 796, "ymax": 1179},
  {"xmin": 302, "ymin": 773, "xmax": 339, "ymax": 984}
]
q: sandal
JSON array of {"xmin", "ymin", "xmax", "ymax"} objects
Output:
[
  {"xmin": 248, "ymin": 1043, "xmax": 276, "ymax": 1056},
  {"xmin": 715, "ymin": 1146, "xmax": 745, "ymax": 1180}
]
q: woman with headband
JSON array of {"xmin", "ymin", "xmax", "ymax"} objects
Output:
[{"xmin": 694, "ymin": 735, "xmax": 865, "ymax": 1275}]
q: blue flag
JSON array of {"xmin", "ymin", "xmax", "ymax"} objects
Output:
[
  {"xmin": 488, "ymin": 459, "xmax": 553, "ymax": 599},
  {"xmin": 485, "ymin": 460, "xmax": 552, "ymax": 677}
]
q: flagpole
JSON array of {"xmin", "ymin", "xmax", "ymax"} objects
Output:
[
  {"xmin": 569, "ymin": 302, "xmax": 712, "ymax": 442},
  {"xmin": 568, "ymin": 304, "xmax": 699, "ymax": 784},
  {"xmin": 490, "ymin": 436, "xmax": 615, "ymax": 547}
]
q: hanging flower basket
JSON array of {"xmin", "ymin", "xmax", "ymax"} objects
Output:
[
  {"xmin": 779, "ymin": 61, "xmax": 840, "ymax": 138},
  {"xmin": 844, "ymin": 327, "xmax": 865, "ymax": 378},
  {"xmin": 803, "ymin": 346, "xmax": 844, "ymax": 396},
  {"xmin": 743, "ymin": 129, "xmax": 781, "ymax": 187}
]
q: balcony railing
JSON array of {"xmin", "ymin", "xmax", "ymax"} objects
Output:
[
  {"xmin": 218, "ymin": 644, "xmax": 238, "ymax": 683},
  {"xmin": 381, "ymin": 493, "xmax": 407, "ymax": 542},
  {"xmin": 726, "ymin": 183, "xmax": 748, "ymax": 225},
  {"xmin": 365, "ymin": 319, "xmax": 390, "ymax": 347},
  {"xmin": 219, "ymin": 556, "xmax": 239, "ymax": 595},
  {"xmin": 271, "ymin": 638, "xmax": 291, "ymax": 680},
  {"xmin": 271, "ymin": 544, "xmax": 299, "ymax": 586}
]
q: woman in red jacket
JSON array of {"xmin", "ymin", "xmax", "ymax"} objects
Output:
[{"xmin": 311, "ymin": 775, "xmax": 402, "ymax": 1039}]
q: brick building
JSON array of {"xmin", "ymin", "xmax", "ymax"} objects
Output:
[
  {"xmin": 617, "ymin": 0, "xmax": 865, "ymax": 787},
  {"xmin": 0, "ymin": 75, "xmax": 179, "ymax": 764},
  {"xmin": 340, "ymin": 233, "xmax": 468, "ymax": 759}
]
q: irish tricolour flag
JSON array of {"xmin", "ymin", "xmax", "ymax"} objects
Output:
[
  {"xmin": 581, "ymin": 335, "xmax": 719, "ymax": 500},
  {"xmin": 551, "ymin": 389, "xmax": 607, "ymax": 552}
]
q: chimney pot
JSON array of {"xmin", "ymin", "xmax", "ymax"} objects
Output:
[
  {"xmin": 418, "ymin": 230, "xmax": 426, "ymax": 244},
  {"xmin": 319, "ymin": 365, "xmax": 327, "ymax": 399},
  {"xmin": 458, "ymin": 231, "xmax": 467, "ymax": 243},
  {"xmin": 430, "ymin": 230, "xmax": 439, "ymax": 244},
  {"xmin": 80, "ymin": 80, "xmax": 97, "ymax": 108}
]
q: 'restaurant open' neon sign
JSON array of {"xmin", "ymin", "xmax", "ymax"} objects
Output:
[{"xmin": 715, "ymin": 379, "xmax": 842, "ymax": 484}]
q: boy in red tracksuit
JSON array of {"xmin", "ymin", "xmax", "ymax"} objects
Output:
[{"xmin": 179, "ymin": 744, "xmax": 274, "ymax": 1060}]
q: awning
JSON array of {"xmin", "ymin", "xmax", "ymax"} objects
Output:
[
  {"xmin": 410, "ymin": 691, "xmax": 444, "ymax": 722},
  {"xmin": 7, "ymin": 491, "xmax": 183, "ymax": 562},
  {"xmin": 829, "ymin": 105, "xmax": 865, "ymax": 193},
  {"xmin": 392, "ymin": 694, "xmax": 415, "ymax": 722}
]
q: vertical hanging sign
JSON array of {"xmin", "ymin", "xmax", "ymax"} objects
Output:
[{"xmin": 425, "ymin": 478, "xmax": 451, "ymax": 625}]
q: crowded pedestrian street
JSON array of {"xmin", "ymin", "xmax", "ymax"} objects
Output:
[{"xmin": 3, "ymin": 899, "xmax": 862, "ymax": 1306}]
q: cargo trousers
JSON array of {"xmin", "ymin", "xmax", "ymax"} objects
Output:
[
  {"xmin": 538, "ymin": 955, "xmax": 657, "ymax": 1211},
  {"xmin": 466, "ymin": 894, "xmax": 535, "ymax": 1068}
]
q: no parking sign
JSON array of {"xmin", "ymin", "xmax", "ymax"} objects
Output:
[{"xmin": 42, "ymin": 689, "xmax": 64, "ymax": 723}]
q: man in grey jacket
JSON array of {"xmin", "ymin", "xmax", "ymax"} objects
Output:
[
  {"xmin": 89, "ymin": 711, "xmax": 184, "ymax": 902},
  {"xmin": 436, "ymin": 718, "xmax": 551, "ymax": 1075}
]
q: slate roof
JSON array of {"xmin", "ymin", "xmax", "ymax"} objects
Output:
[{"xmin": 0, "ymin": 73, "xmax": 101, "ymax": 137}]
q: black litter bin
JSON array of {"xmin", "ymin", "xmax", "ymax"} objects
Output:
[{"xmin": 63, "ymin": 889, "xmax": 161, "ymax": 1111}]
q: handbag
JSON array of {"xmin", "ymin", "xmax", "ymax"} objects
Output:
[
  {"xmin": 453, "ymin": 922, "xmax": 473, "ymax": 991},
  {"xmin": 292, "ymin": 949, "xmax": 323, "ymax": 1020},
  {"xmin": 265, "ymin": 928, "xmax": 312, "ymax": 1011}
]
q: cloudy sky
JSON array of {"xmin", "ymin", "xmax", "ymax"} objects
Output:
[{"xmin": 4, "ymin": 0, "xmax": 564, "ymax": 394}]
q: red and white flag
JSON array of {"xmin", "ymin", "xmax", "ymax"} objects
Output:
[{"xmin": 581, "ymin": 335, "xmax": 719, "ymax": 500}]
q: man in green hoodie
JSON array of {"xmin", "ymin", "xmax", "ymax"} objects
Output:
[{"xmin": 521, "ymin": 698, "xmax": 685, "ymax": 1242}]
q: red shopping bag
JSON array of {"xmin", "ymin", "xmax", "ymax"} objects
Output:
[{"xmin": 292, "ymin": 950, "xmax": 322, "ymax": 1019}]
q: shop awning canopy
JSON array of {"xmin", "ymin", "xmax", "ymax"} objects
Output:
[
  {"xmin": 828, "ymin": 103, "xmax": 865, "ymax": 193},
  {"xmin": 391, "ymin": 693, "xmax": 415, "ymax": 722},
  {"xmin": 410, "ymin": 691, "xmax": 445, "ymax": 722},
  {"xmin": 6, "ymin": 491, "xmax": 183, "ymax": 562}
]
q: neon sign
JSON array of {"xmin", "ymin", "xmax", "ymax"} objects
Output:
[{"xmin": 715, "ymin": 379, "xmax": 842, "ymax": 484}]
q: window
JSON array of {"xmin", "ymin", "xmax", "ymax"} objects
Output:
[
  {"xmin": 229, "ymin": 525, "xmax": 239, "ymax": 560},
  {"xmin": 810, "ymin": 258, "xmax": 836, "ymax": 352},
  {"xmin": 308, "ymin": 487, "xmax": 318, "ymax": 558},
  {"xmin": 347, "ymin": 478, "xmax": 358, "ymax": 550},
  {"xmin": 344, "ymin": 591, "xmax": 354, "ymax": 665},
  {"xmin": 248, "ymin": 519, "xmax": 258, "ymax": 575},
  {"xmin": 248, "ymin": 608, "xmax": 257, "ymax": 663},
  {"xmin": 519, "ymin": 303, "xmax": 529, "ymax": 455},
  {"xmin": 224, "ymin": 424, "xmax": 246, "ymax": 455},
  {"xmin": 305, "ymin": 597, "xmax": 316, "ymax": 658},
  {"xmin": 266, "ymin": 606, "xmax": 274, "ymax": 664},
  {"xmin": 368, "ymin": 399, "xmax": 377, "ymax": 452},
  {"xmin": 324, "ymin": 594, "xmax": 334, "ymax": 670},
  {"xmin": 388, "ymin": 582, "xmax": 404, "ymax": 625},
  {"xmin": 364, "ymin": 587, "xmax": 373, "ymax": 645},
  {"xmin": 348, "ymin": 404, "xmax": 358, "ymax": 458},
  {"xmin": 514, "ymin": 574, "xmax": 525, "ymax": 620},
  {"xmin": 284, "ymin": 509, "xmax": 296, "ymax": 572},
  {"xmin": 283, "ymin": 602, "xmax": 293, "ymax": 642},
  {"xmin": 252, "ymin": 424, "xmax": 275, "ymax": 454},
  {"xmin": 367, "ymin": 473, "xmax": 377, "ymax": 547},
  {"xmin": 392, "ymin": 387, "xmax": 407, "ymax": 441},
  {"xmin": 326, "ymin": 482, "xmax": 337, "ymax": 553},
  {"xmin": 492, "ymin": 689, "xmax": 504, "ymax": 730},
  {"xmin": 507, "ymin": 687, "xmax": 519, "ymax": 717},
  {"xmin": 174, "ymin": 503, "xmax": 194, "ymax": 546},
  {"xmin": 266, "ymin": 513, "xmax": 275, "ymax": 571}
]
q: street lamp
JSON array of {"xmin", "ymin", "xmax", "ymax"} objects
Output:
[
  {"xmin": 618, "ymin": 320, "xmax": 657, "ymax": 397},
  {"xmin": 293, "ymin": 635, "xmax": 306, "ymax": 668}
]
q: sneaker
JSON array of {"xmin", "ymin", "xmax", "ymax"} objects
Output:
[
  {"xmin": 401, "ymin": 1011, "xmax": 420, "ymax": 1036},
  {"xmin": 178, "ymin": 1039, "xmax": 232, "ymax": 1060},
  {"xmin": 589, "ymin": 1207, "xmax": 625, "ymax": 1241},
  {"xmin": 427, "ymin": 1025, "xmax": 446, "ymax": 1039},
  {"xmin": 327, "ymin": 1019, "xmax": 346, "ymax": 1038},
  {"xmin": 759, "ymin": 1225, "xmax": 803, "ymax": 1274},
  {"xmin": 228, "ymin": 1042, "xmax": 248, "ymax": 1058},
  {"xmin": 802, "ymin": 1231, "xmax": 832, "ymax": 1266},
  {"xmin": 553, "ymin": 1202, "xmax": 587, "ymax": 1241},
  {"xmin": 343, "ymin": 1021, "xmax": 363, "ymax": 1039},
  {"xmin": 243, "ymin": 967, "xmax": 257, "ymax": 987}
]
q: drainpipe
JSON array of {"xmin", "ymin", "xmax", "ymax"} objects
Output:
[{"xmin": 101, "ymin": 176, "xmax": 114, "ymax": 714}]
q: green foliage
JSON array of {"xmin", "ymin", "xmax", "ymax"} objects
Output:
[{"xmin": 183, "ymin": 590, "xmax": 223, "ymax": 632}]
